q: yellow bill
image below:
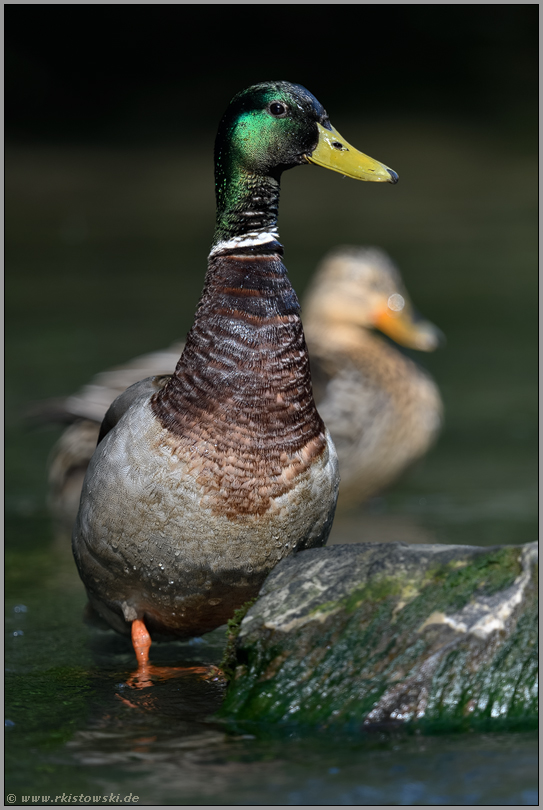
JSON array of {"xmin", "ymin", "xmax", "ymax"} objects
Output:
[{"xmin": 306, "ymin": 123, "xmax": 398, "ymax": 183}]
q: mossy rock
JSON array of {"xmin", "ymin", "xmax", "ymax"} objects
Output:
[{"xmin": 220, "ymin": 542, "xmax": 538, "ymax": 730}]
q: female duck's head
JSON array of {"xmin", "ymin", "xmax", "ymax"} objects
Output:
[
  {"xmin": 213, "ymin": 81, "xmax": 398, "ymax": 249},
  {"xmin": 303, "ymin": 246, "xmax": 444, "ymax": 352}
]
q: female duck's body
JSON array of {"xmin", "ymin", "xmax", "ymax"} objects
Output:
[
  {"xmin": 72, "ymin": 80, "xmax": 397, "ymax": 655},
  {"xmin": 303, "ymin": 246, "xmax": 443, "ymax": 508}
]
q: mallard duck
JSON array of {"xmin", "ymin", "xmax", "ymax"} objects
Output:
[
  {"xmin": 71, "ymin": 81, "xmax": 398, "ymax": 673},
  {"xmin": 303, "ymin": 245, "xmax": 443, "ymax": 508},
  {"xmin": 46, "ymin": 251, "xmax": 441, "ymax": 526}
]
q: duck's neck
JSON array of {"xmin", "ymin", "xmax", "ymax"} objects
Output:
[
  {"xmin": 152, "ymin": 173, "xmax": 324, "ymax": 456},
  {"xmin": 212, "ymin": 157, "xmax": 281, "ymax": 253}
]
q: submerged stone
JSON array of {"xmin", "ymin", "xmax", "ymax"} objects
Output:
[{"xmin": 221, "ymin": 542, "xmax": 538, "ymax": 729}]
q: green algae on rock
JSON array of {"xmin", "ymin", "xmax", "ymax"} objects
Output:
[
  {"xmin": 220, "ymin": 542, "xmax": 538, "ymax": 730},
  {"xmin": 220, "ymin": 598, "xmax": 258, "ymax": 681}
]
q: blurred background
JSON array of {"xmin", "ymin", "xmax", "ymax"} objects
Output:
[
  {"xmin": 6, "ymin": 4, "xmax": 537, "ymax": 545},
  {"xmin": 5, "ymin": 5, "xmax": 539, "ymax": 804}
]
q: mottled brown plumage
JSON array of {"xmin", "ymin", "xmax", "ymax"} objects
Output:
[{"xmin": 151, "ymin": 253, "xmax": 327, "ymax": 518}]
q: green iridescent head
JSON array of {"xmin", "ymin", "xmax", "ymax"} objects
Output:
[
  {"xmin": 215, "ymin": 81, "xmax": 329, "ymax": 179},
  {"xmin": 212, "ymin": 81, "xmax": 398, "ymax": 246},
  {"xmin": 215, "ymin": 80, "xmax": 398, "ymax": 183}
]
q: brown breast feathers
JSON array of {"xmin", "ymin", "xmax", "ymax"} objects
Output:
[{"xmin": 152, "ymin": 253, "xmax": 327, "ymax": 518}]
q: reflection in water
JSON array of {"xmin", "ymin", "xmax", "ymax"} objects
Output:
[
  {"xmin": 65, "ymin": 678, "xmax": 538, "ymax": 806},
  {"xmin": 122, "ymin": 664, "xmax": 214, "ymax": 692},
  {"xmin": 65, "ymin": 673, "xmax": 260, "ymax": 801}
]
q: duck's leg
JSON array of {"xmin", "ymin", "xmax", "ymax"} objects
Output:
[
  {"xmin": 131, "ymin": 618, "xmax": 152, "ymax": 670},
  {"xmin": 126, "ymin": 618, "xmax": 154, "ymax": 688},
  {"xmin": 126, "ymin": 618, "xmax": 217, "ymax": 689}
]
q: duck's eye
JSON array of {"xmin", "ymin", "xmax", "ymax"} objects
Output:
[{"xmin": 268, "ymin": 101, "xmax": 288, "ymax": 118}]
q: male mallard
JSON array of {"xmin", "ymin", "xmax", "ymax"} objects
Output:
[
  {"xmin": 46, "ymin": 248, "xmax": 441, "ymax": 527},
  {"xmin": 303, "ymin": 245, "xmax": 443, "ymax": 508},
  {"xmin": 71, "ymin": 81, "xmax": 398, "ymax": 673}
]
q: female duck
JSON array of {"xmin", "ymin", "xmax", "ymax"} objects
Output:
[
  {"xmin": 72, "ymin": 81, "xmax": 398, "ymax": 668},
  {"xmin": 303, "ymin": 245, "xmax": 443, "ymax": 509}
]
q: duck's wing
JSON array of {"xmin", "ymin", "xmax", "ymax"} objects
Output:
[
  {"xmin": 98, "ymin": 374, "xmax": 171, "ymax": 444},
  {"xmin": 308, "ymin": 350, "xmax": 334, "ymax": 407},
  {"xmin": 31, "ymin": 342, "xmax": 184, "ymax": 425}
]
